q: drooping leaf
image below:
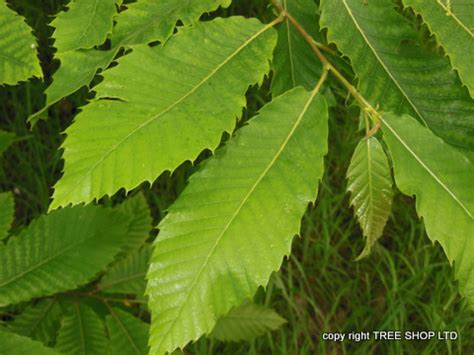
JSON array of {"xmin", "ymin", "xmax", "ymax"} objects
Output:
[
  {"xmin": 8, "ymin": 299, "xmax": 62, "ymax": 346},
  {"xmin": 147, "ymin": 88, "xmax": 328, "ymax": 354},
  {"xmin": 56, "ymin": 301, "xmax": 108, "ymax": 355},
  {"xmin": 0, "ymin": 192, "xmax": 14, "ymax": 240},
  {"xmin": 111, "ymin": 0, "xmax": 231, "ymax": 47},
  {"xmin": 51, "ymin": 0, "xmax": 117, "ymax": 53},
  {"xmin": 320, "ymin": 0, "xmax": 474, "ymax": 153},
  {"xmin": 381, "ymin": 113, "xmax": 474, "ymax": 308},
  {"xmin": 346, "ymin": 137, "xmax": 393, "ymax": 259},
  {"xmin": 402, "ymin": 0, "xmax": 474, "ymax": 96},
  {"xmin": 0, "ymin": 329, "xmax": 60, "ymax": 355},
  {"xmin": 0, "ymin": 129, "xmax": 15, "ymax": 155},
  {"xmin": 210, "ymin": 302, "xmax": 286, "ymax": 342},
  {"xmin": 0, "ymin": 0, "xmax": 41, "ymax": 85},
  {"xmin": 115, "ymin": 193, "xmax": 152, "ymax": 254},
  {"xmin": 0, "ymin": 205, "xmax": 129, "ymax": 306},
  {"xmin": 99, "ymin": 244, "xmax": 151, "ymax": 296},
  {"xmin": 272, "ymin": 0, "xmax": 322, "ymax": 96},
  {"xmin": 28, "ymin": 48, "xmax": 117, "ymax": 125},
  {"xmin": 51, "ymin": 17, "xmax": 277, "ymax": 209},
  {"xmin": 106, "ymin": 308, "xmax": 149, "ymax": 355}
]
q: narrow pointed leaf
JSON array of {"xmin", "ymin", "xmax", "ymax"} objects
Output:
[
  {"xmin": 272, "ymin": 0, "xmax": 322, "ymax": 96},
  {"xmin": 51, "ymin": 17, "xmax": 277, "ymax": 209},
  {"xmin": 8, "ymin": 299, "xmax": 61, "ymax": 346},
  {"xmin": 402, "ymin": 0, "xmax": 474, "ymax": 96},
  {"xmin": 0, "ymin": 206, "xmax": 129, "ymax": 306},
  {"xmin": 147, "ymin": 88, "xmax": 328, "ymax": 354},
  {"xmin": 0, "ymin": 1, "xmax": 41, "ymax": 85},
  {"xmin": 381, "ymin": 113, "xmax": 474, "ymax": 308},
  {"xmin": 320, "ymin": 0, "xmax": 474, "ymax": 153},
  {"xmin": 99, "ymin": 245, "xmax": 151, "ymax": 296},
  {"xmin": 106, "ymin": 308, "xmax": 149, "ymax": 355},
  {"xmin": 0, "ymin": 330, "xmax": 60, "ymax": 355},
  {"xmin": 346, "ymin": 137, "xmax": 393, "ymax": 259},
  {"xmin": 0, "ymin": 192, "xmax": 14, "ymax": 240},
  {"xmin": 111, "ymin": 0, "xmax": 231, "ymax": 47},
  {"xmin": 56, "ymin": 302, "xmax": 107, "ymax": 355},
  {"xmin": 115, "ymin": 193, "xmax": 152, "ymax": 254},
  {"xmin": 210, "ymin": 302, "xmax": 286, "ymax": 342},
  {"xmin": 51, "ymin": 0, "xmax": 117, "ymax": 53}
]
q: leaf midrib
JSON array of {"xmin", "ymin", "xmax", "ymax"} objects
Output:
[
  {"xmin": 157, "ymin": 88, "xmax": 321, "ymax": 350},
  {"xmin": 65, "ymin": 20, "xmax": 275, "ymax": 202},
  {"xmin": 436, "ymin": 0, "xmax": 473, "ymax": 37},
  {"xmin": 0, "ymin": 233, "xmax": 93, "ymax": 289},
  {"xmin": 109, "ymin": 309, "xmax": 141, "ymax": 354}
]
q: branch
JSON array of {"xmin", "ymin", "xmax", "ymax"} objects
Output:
[{"xmin": 271, "ymin": 0, "xmax": 381, "ymax": 129}]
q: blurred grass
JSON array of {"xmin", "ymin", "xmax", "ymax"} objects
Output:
[{"xmin": 0, "ymin": 0, "xmax": 472, "ymax": 354}]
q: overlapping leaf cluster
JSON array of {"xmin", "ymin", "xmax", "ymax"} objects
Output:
[{"xmin": 0, "ymin": 0, "xmax": 472, "ymax": 354}]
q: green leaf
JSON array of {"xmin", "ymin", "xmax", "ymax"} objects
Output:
[
  {"xmin": 210, "ymin": 302, "xmax": 286, "ymax": 342},
  {"xmin": 0, "ymin": 329, "xmax": 60, "ymax": 355},
  {"xmin": 272, "ymin": 0, "xmax": 322, "ymax": 96},
  {"xmin": 0, "ymin": 192, "xmax": 14, "ymax": 240},
  {"xmin": 381, "ymin": 113, "xmax": 474, "ymax": 308},
  {"xmin": 8, "ymin": 299, "xmax": 62, "ymax": 346},
  {"xmin": 0, "ymin": 205, "xmax": 129, "ymax": 306},
  {"xmin": 0, "ymin": 129, "xmax": 15, "ymax": 155},
  {"xmin": 51, "ymin": 0, "xmax": 117, "ymax": 53},
  {"xmin": 115, "ymin": 193, "xmax": 152, "ymax": 254},
  {"xmin": 28, "ymin": 48, "xmax": 117, "ymax": 125},
  {"xmin": 106, "ymin": 308, "xmax": 149, "ymax": 355},
  {"xmin": 0, "ymin": 1, "xmax": 41, "ymax": 85},
  {"xmin": 320, "ymin": 0, "xmax": 474, "ymax": 153},
  {"xmin": 346, "ymin": 137, "xmax": 393, "ymax": 259},
  {"xmin": 111, "ymin": 0, "xmax": 231, "ymax": 47},
  {"xmin": 99, "ymin": 245, "xmax": 151, "ymax": 296},
  {"xmin": 51, "ymin": 17, "xmax": 277, "ymax": 209},
  {"xmin": 56, "ymin": 301, "xmax": 108, "ymax": 355},
  {"xmin": 402, "ymin": 0, "xmax": 474, "ymax": 96},
  {"xmin": 29, "ymin": 0, "xmax": 232, "ymax": 125},
  {"xmin": 147, "ymin": 88, "xmax": 328, "ymax": 354}
]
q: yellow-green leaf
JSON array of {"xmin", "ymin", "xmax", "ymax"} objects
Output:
[{"xmin": 382, "ymin": 113, "xmax": 474, "ymax": 308}]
